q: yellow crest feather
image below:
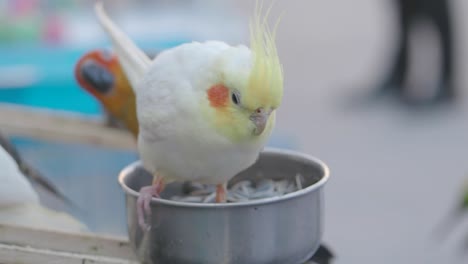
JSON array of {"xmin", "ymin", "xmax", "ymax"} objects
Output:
[{"xmin": 246, "ymin": 0, "xmax": 284, "ymax": 109}]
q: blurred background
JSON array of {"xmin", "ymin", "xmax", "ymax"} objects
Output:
[{"xmin": 1, "ymin": 0, "xmax": 468, "ymax": 263}]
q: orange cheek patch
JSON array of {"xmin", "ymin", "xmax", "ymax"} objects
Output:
[{"xmin": 207, "ymin": 84, "xmax": 229, "ymax": 108}]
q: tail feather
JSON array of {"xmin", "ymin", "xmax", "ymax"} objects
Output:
[{"xmin": 94, "ymin": 2, "xmax": 150, "ymax": 91}]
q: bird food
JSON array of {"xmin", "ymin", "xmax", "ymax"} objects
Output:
[{"xmin": 170, "ymin": 174, "xmax": 305, "ymax": 203}]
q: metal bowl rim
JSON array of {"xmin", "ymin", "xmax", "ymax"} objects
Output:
[{"xmin": 118, "ymin": 147, "xmax": 330, "ymax": 208}]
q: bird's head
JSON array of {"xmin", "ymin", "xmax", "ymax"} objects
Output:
[
  {"xmin": 75, "ymin": 49, "xmax": 140, "ymax": 137},
  {"xmin": 74, "ymin": 49, "xmax": 132, "ymax": 106},
  {"xmin": 203, "ymin": 3, "xmax": 283, "ymax": 143}
]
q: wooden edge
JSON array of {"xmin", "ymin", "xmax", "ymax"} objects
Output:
[
  {"xmin": 0, "ymin": 103, "xmax": 136, "ymax": 151},
  {"xmin": 0, "ymin": 223, "xmax": 138, "ymax": 261},
  {"xmin": 0, "ymin": 243, "xmax": 139, "ymax": 264}
]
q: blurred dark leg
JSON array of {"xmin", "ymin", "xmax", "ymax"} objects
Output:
[
  {"xmin": 399, "ymin": 0, "xmax": 456, "ymax": 106},
  {"xmin": 380, "ymin": 0, "xmax": 415, "ymax": 95},
  {"xmin": 431, "ymin": 0, "xmax": 455, "ymax": 101}
]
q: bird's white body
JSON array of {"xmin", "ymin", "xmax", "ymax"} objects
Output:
[
  {"xmin": 95, "ymin": 1, "xmax": 283, "ymax": 230},
  {"xmin": 136, "ymin": 41, "xmax": 271, "ymax": 184},
  {"xmin": 0, "ymin": 146, "xmax": 88, "ymax": 232},
  {"xmin": 95, "ymin": 3, "xmax": 278, "ymax": 186}
]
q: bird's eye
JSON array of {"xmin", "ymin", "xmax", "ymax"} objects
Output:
[{"xmin": 231, "ymin": 91, "xmax": 240, "ymax": 105}]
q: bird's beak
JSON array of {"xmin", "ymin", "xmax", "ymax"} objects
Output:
[
  {"xmin": 250, "ymin": 108, "xmax": 271, "ymax": 136},
  {"xmin": 79, "ymin": 60, "xmax": 114, "ymax": 94}
]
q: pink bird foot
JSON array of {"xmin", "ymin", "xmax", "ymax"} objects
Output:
[
  {"xmin": 136, "ymin": 177, "xmax": 164, "ymax": 231},
  {"xmin": 215, "ymin": 183, "xmax": 227, "ymax": 203}
]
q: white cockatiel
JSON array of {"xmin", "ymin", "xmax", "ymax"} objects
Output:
[
  {"xmin": 0, "ymin": 146, "xmax": 88, "ymax": 233},
  {"xmin": 95, "ymin": 1, "xmax": 284, "ymax": 230}
]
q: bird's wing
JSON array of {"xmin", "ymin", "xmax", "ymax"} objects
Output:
[
  {"xmin": 0, "ymin": 132, "xmax": 75, "ymax": 206},
  {"xmin": 0, "ymin": 145, "xmax": 39, "ymax": 206},
  {"xmin": 0, "ymin": 139, "xmax": 88, "ymax": 233}
]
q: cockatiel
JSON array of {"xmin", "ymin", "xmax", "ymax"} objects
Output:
[
  {"xmin": 75, "ymin": 50, "xmax": 139, "ymax": 137},
  {"xmin": 0, "ymin": 144, "xmax": 88, "ymax": 233},
  {"xmin": 95, "ymin": 1, "xmax": 284, "ymax": 230}
]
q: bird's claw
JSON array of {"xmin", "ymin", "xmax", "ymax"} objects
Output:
[
  {"xmin": 215, "ymin": 183, "xmax": 227, "ymax": 203},
  {"xmin": 136, "ymin": 185, "xmax": 161, "ymax": 231}
]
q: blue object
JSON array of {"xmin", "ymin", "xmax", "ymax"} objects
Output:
[{"xmin": 0, "ymin": 40, "xmax": 188, "ymax": 115}]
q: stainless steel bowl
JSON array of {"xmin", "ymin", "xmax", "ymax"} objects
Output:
[{"xmin": 118, "ymin": 148, "xmax": 330, "ymax": 264}]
